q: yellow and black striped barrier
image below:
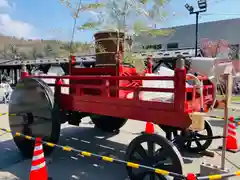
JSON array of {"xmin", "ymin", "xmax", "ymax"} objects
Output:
[
  {"xmin": 208, "ymin": 115, "xmax": 240, "ymax": 121},
  {"xmin": 207, "ymin": 115, "xmax": 224, "ymax": 120},
  {"xmin": 0, "ymin": 127, "xmax": 185, "ymax": 179},
  {"xmin": 0, "ymin": 125, "xmax": 240, "ymax": 179},
  {"xmin": 1, "ymin": 127, "xmax": 240, "ymax": 180},
  {"xmin": 0, "ymin": 112, "xmax": 17, "ymax": 117},
  {"xmin": 197, "ymin": 171, "xmax": 240, "ymax": 180},
  {"xmin": 207, "ymin": 116, "xmax": 240, "ymax": 126}
]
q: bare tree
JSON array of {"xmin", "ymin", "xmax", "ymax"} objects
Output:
[
  {"xmin": 59, "ymin": 0, "xmax": 173, "ymax": 71},
  {"xmin": 200, "ymin": 39, "xmax": 231, "ymax": 95},
  {"xmin": 200, "ymin": 39, "xmax": 229, "ymax": 58},
  {"xmin": 32, "ymin": 46, "xmax": 45, "ymax": 59},
  {"xmin": 32, "ymin": 46, "xmax": 38, "ymax": 59},
  {"xmin": 1, "ymin": 44, "xmax": 16, "ymax": 59},
  {"xmin": 19, "ymin": 51, "xmax": 28, "ymax": 60}
]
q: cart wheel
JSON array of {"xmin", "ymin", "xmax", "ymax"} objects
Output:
[
  {"xmin": 90, "ymin": 115, "xmax": 127, "ymax": 133},
  {"xmin": 9, "ymin": 78, "xmax": 61, "ymax": 158},
  {"xmin": 159, "ymin": 125, "xmax": 178, "ymax": 141},
  {"xmin": 181, "ymin": 120, "xmax": 213, "ymax": 153},
  {"xmin": 125, "ymin": 133, "xmax": 184, "ymax": 180},
  {"xmin": 160, "ymin": 121, "xmax": 213, "ymax": 153}
]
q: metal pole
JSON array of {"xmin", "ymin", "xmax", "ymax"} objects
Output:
[
  {"xmin": 221, "ymin": 74, "xmax": 230, "ymax": 170},
  {"xmin": 195, "ymin": 12, "xmax": 199, "ymax": 57}
]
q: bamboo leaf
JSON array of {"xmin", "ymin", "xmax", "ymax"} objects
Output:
[
  {"xmin": 79, "ymin": 3, "xmax": 105, "ymax": 11},
  {"xmin": 77, "ymin": 21, "xmax": 101, "ymax": 30},
  {"xmin": 154, "ymin": 0, "xmax": 169, "ymax": 6},
  {"xmin": 139, "ymin": 0, "xmax": 148, "ymax": 4},
  {"xmin": 133, "ymin": 21, "xmax": 150, "ymax": 34},
  {"xmin": 86, "ymin": 3, "xmax": 105, "ymax": 9},
  {"xmin": 146, "ymin": 28, "xmax": 175, "ymax": 36},
  {"xmin": 123, "ymin": 52, "xmax": 146, "ymax": 73},
  {"xmin": 135, "ymin": 7, "xmax": 149, "ymax": 17}
]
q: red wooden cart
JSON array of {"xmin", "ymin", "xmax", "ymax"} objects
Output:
[{"xmin": 8, "ymin": 32, "xmax": 217, "ymax": 180}]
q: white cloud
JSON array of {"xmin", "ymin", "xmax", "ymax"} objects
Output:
[
  {"xmin": 0, "ymin": 14, "xmax": 34, "ymax": 38},
  {"xmin": 0, "ymin": 0, "xmax": 34, "ymax": 38},
  {"xmin": 0, "ymin": 0, "xmax": 10, "ymax": 9}
]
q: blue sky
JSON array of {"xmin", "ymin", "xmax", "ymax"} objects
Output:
[{"xmin": 1, "ymin": 0, "xmax": 240, "ymax": 42}]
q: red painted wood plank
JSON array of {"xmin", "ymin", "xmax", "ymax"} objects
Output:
[{"xmin": 62, "ymin": 95, "xmax": 191, "ymax": 129}]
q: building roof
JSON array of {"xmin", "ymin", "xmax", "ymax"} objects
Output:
[
  {"xmin": 134, "ymin": 18, "xmax": 240, "ymax": 48},
  {"xmin": 163, "ymin": 18, "xmax": 240, "ymax": 30}
]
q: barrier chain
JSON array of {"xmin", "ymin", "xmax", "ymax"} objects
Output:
[
  {"xmin": 0, "ymin": 127, "xmax": 185, "ymax": 179},
  {"xmin": 207, "ymin": 116, "xmax": 225, "ymax": 120},
  {"xmin": 1, "ymin": 112, "xmax": 240, "ymax": 179},
  {"xmin": 0, "ymin": 112, "xmax": 15, "ymax": 116},
  {"xmin": 207, "ymin": 115, "xmax": 240, "ymax": 126},
  {"xmin": 207, "ymin": 115, "xmax": 240, "ymax": 121},
  {"xmin": 197, "ymin": 171, "xmax": 240, "ymax": 180}
]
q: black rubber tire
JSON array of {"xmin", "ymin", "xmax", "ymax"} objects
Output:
[
  {"xmin": 159, "ymin": 125, "xmax": 179, "ymax": 141},
  {"xmin": 9, "ymin": 78, "xmax": 61, "ymax": 158},
  {"xmin": 183, "ymin": 120, "xmax": 213, "ymax": 153},
  {"xmin": 90, "ymin": 115, "xmax": 127, "ymax": 132},
  {"xmin": 125, "ymin": 133, "xmax": 184, "ymax": 180},
  {"xmin": 160, "ymin": 121, "xmax": 213, "ymax": 153}
]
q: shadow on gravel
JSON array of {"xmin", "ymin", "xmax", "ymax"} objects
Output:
[
  {"xmin": 209, "ymin": 119, "xmax": 225, "ymax": 127},
  {"xmin": 0, "ymin": 139, "xmax": 23, "ymax": 170},
  {"xmin": 1, "ymin": 124, "xmax": 208, "ymax": 180},
  {"xmin": 2, "ymin": 126, "xmax": 130, "ymax": 180}
]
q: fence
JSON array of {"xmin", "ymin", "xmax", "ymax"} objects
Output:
[{"xmin": 1, "ymin": 113, "xmax": 240, "ymax": 179}]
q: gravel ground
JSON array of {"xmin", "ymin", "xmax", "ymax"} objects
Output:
[{"xmin": 0, "ymin": 104, "xmax": 239, "ymax": 180}]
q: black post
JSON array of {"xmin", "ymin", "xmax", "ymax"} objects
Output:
[
  {"xmin": 195, "ymin": 12, "xmax": 199, "ymax": 57},
  {"xmin": 14, "ymin": 68, "xmax": 18, "ymax": 84},
  {"xmin": 186, "ymin": 1, "xmax": 207, "ymax": 57}
]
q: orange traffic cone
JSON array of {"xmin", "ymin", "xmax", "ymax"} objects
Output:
[
  {"xmin": 30, "ymin": 137, "xmax": 48, "ymax": 180},
  {"xmin": 145, "ymin": 122, "xmax": 154, "ymax": 134},
  {"xmin": 56, "ymin": 79, "xmax": 63, "ymax": 85},
  {"xmin": 226, "ymin": 116, "xmax": 240, "ymax": 153},
  {"xmin": 186, "ymin": 173, "xmax": 197, "ymax": 180}
]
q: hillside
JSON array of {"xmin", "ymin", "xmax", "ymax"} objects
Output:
[{"xmin": 0, "ymin": 35, "xmax": 93, "ymax": 60}]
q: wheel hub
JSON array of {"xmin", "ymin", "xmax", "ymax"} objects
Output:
[
  {"xmin": 9, "ymin": 78, "xmax": 61, "ymax": 158},
  {"xmin": 23, "ymin": 113, "xmax": 34, "ymax": 125}
]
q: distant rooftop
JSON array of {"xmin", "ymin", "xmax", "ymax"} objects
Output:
[
  {"xmin": 162, "ymin": 18, "xmax": 240, "ymax": 29},
  {"xmin": 133, "ymin": 18, "xmax": 240, "ymax": 49}
]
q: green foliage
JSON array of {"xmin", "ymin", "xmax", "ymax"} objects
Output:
[
  {"xmin": 123, "ymin": 52, "xmax": 146, "ymax": 73},
  {"xmin": 139, "ymin": 0, "xmax": 148, "ymax": 4},
  {"xmin": 62, "ymin": 0, "xmax": 173, "ymax": 36},
  {"xmin": 0, "ymin": 0, "xmax": 175, "ymax": 72},
  {"xmin": 133, "ymin": 21, "xmax": 150, "ymax": 35},
  {"xmin": 154, "ymin": 0, "xmax": 169, "ymax": 6},
  {"xmin": 77, "ymin": 21, "xmax": 101, "ymax": 30},
  {"xmin": 0, "ymin": 36, "xmax": 93, "ymax": 60},
  {"xmin": 144, "ymin": 28, "xmax": 175, "ymax": 36},
  {"xmin": 58, "ymin": 0, "xmax": 175, "ymax": 71},
  {"xmin": 19, "ymin": 51, "xmax": 28, "ymax": 59},
  {"xmin": 138, "ymin": 0, "xmax": 169, "ymax": 6},
  {"xmin": 81, "ymin": 3, "xmax": 105, "ymax": 11}
]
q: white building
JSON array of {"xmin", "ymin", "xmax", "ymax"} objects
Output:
[{"xmin": 134, "ymin": 18, "xmax": 240, "ymax": 59}]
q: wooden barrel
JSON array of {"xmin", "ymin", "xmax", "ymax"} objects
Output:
[{"xmin": 94, "ymin": 31, "xmax": 124, "ymax": 66}]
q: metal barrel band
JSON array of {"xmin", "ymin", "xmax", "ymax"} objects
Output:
[{"xmin": 0, "ymin": 127, "xmax": 185, "ymax": 179}]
